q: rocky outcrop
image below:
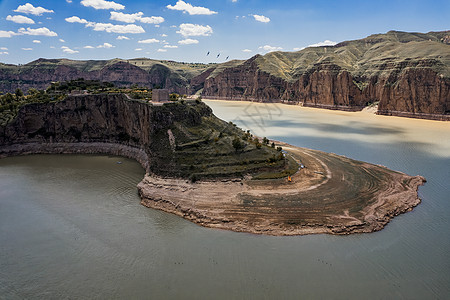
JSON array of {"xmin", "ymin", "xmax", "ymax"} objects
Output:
[
  {"xmin": 1, "ymin": 30, "xmax": 448, "ymax": 120},
  {"xmin": 0, "ymin": 59, "xmax": 198, "ymax": 94},
  {"xmin": 0, "ymin": 94, "xmax": 213, "ymax": 173},
  {"xmin": 0, "ymin": 93, "xmax": 426, "ymax": 236},
  {"xmin": 202, "ymin": 58, "xmax": 450, "ymax": 118},
  {"xmin": 201, "ymin": 31, "xmax": 450, "ymax": 120}
]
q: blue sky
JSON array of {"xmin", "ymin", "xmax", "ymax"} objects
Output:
[{"xmin": 0, "ymin": 0, "xmax": 448, "ymax": 65}]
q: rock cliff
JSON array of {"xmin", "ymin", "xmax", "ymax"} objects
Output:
[
  {"xmin": 0, "ymin": 94, "xmax": 286, "ymax": 179},
  {"xmin": 0, "ymin": 94, "xmax": 210, "ymax": 174},
  {"xmin": 201, "ymin": 31, "xmax": 450, "ymax": 119},
  {"xmin": 0, "ymin": 58, "xmax": 209, "ymax": 95},
  {"xmin": 1, "ymin": 30, "xmax": 449, "ymax": 120}
]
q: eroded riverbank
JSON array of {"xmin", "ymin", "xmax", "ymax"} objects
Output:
[{"xmin": 139, "ymin": 144, "xmax": 425, "ymax": 235}]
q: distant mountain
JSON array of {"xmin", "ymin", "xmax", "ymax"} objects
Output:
[
  {"xmin": 0, "ymin": 58, "xmax": 211, "ymax": 95},
  {"xmin": 202, "ymin": 30, "xmax": 450, "ymax": 119},
  {"xmin": 0, "ymin": 30, "xmax": 449, "ymax": 119}
]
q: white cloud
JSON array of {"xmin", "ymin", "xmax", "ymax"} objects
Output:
[
  {"xmin": 259, "ymin": 45, "xmax": 282, "ymax": 52},
  {"xmin": 144, "ymin": 16, "xmax": 164, "ymax": 24},
  {"xmin": 65, "ymin": 16, "xmax": 88, "ymax": 24},
  {"xmin": 0, "ymin": 47, "xmax": 8, "ymax": 50},
  {"xmin": 161, "ymin": 34, "xmax": 168, "ymax": 37},
  {"xmin": 18, "ymin": 27, "xmax": 58, "ymax": 36},
  {"xmin": 178, "ymin": 38, "xmax": 198, "ymax": 45},
  {"xmin": 307, "ymin": 40, "xmax": 337, "ymax": 47},
  {"xmin": 167, "ymin": 1, "xmax": 217, "ymax": 15},
  {"xmin": 252, "ymin": 14, "xmax": 270, "ymax": 23},
  {"xmin": 66, "ymin": 0, "xmax": 73, "ymax": 3},
  {"xmin": 81, "ymin": 0, "xmax": 124, "ymax": 10},
  {"xmin": 110, "ymin": 11, "xmax": 142, "ymax": 23},
  {"xmin": 86, "ymin": 22, "xmax": 144, "ymax": 34},
  {"xmin": 293, "ymin": 47, "xmax": 303, "ymax": 51},
  {"xmin": 110, "ymin": 11, "xmax": 164, "ymax": 24},
  {"xmin": 164, "ymin": 45, "xmax": 178, "ymax": 48},
  {"xmin": 232, "ymin": 0, "xmax": 237, "ymax": 2},
  {"xmin": 6, "ymin": 15, "xmax": 35, "ymax": 24},
  {"xmin": 22, "ymin": 48, "xmax": 33, "ymax": 51},
  {"xmin": 177, "ymin": 23, "xmax": 212, "ymax": 37},
  {"xmin": 116, "ymin": 35, "xmax": 129, "ymax": 40},
  {"xmin": 0, "ymin": 51, "xmax": 9, "ymax": 55},
  {"xmin": 14, "ymin": 3, "xmax": 54, "ymax": 16},
  {"xmin": 138, "ymin": 38, "xmax": 159, "ymax": 44},
  {"xmin": 50, "ymin": 46, "xmax": 55, "ymax": 49},
  {"xmin": 33, "ymin": 39, "xmax": 41, "ymax": 43},
  {"xmin": 135, "ymin": 48, "xmax": 143, "ymax": 51},
  {"xmin": 61, "ymin": 46, "xmax": 78, "ymax": 54},
  {"xmin": 157, "ymin": 49, "xmax": 167, "ymax": 52},
  {"xmin": 59, "ymin": 39, "xmax": 65, "ymax": 43},
  {"xmin": 84, "ymin": 45, "xmax": 95, "ymax": 48},
  {"xmin": 242, "ymin": 49, "xmax": 252, "ymax": 52},
  {"xmin": 97, "ymin": 42, "xmax": 114, "ymax": 48},
  {"xmin": 0, "ymin": 31, "xmax": 17, "ymax": 38}
]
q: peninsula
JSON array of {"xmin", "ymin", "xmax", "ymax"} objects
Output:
[{"xmin": 0, "ymin": 90, "xmax": 425, "ymax": 235}]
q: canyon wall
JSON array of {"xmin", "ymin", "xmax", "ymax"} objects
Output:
[
  {"xmin": 0, "ymin": 94, "xmax": 213, "ymax": 173},
  {"xmin": 202, "ymin": 57, "xmax": 450, "ymax": 119}
]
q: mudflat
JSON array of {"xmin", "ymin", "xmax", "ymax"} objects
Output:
[{"xmin": 139, "ymin": 142, "xmax": 425, "ymax": 236}]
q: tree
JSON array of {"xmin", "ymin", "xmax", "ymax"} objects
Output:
[
  {"xmin": 15, "ymin": 88, "xmax": 24, "ymax": 99},
  {"xmin": 3, "ymin": 93, "xmax": 14, "ymax": 104},
  {"xmin": 263, "ymin": 137, "xmax": 269, "ymax": 145},
  {"xmin": 232, "ymin": 136, "xmax": 244, "ymax": 152},
  {"xmin": 27, "ymin": 88, "xmax": 38, "ymax": 95},
  {"xmin": 271, "ymin": 142, "xmax": 275, "ymax": 148}
]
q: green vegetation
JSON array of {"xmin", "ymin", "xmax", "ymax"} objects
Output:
[
  {"xmin": 0, "ymin": 88, "xmax": 66, "ymax": 126},
  {"xmin": 0, "ymin": 79, "xmax": 298, "ymax": 181},
  {"xmin": 145, "ymin": 102, "xmax": 297, "ymax": 181}
]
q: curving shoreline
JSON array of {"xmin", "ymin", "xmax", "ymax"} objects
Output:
[
  {"xmin": 0, "ymin": 141, "xmax": 425, "ymax": 236},
  {"xmin": 0, "ymin": 94, "xmax": 426, "ymax": 236},
  {"xmin": 138, "ymin": 144, "xmax": 425, "ymax": 236}
]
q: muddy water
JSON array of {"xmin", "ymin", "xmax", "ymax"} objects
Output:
[{"xmin": 0, "ymin": 101, "xmax": 449, "ymax": 299}]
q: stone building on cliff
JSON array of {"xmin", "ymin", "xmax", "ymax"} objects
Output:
[{"xmin": 152, "ymin": 89, "xmax": 169, "ymax": 102}]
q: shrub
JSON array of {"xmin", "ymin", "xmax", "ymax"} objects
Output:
[{"xmin": 232, "ymin": 136, "xmax": 244, "ymax": 152}]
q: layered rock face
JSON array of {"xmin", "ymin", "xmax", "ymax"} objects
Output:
[
  {"xmin": 0, "ymin": 94, "xmax": 212, "ymax": 172},
  {"xmin": 1, "ymin": 31, "xmax": 449, "ymax": 120},
  {"xmin": 201, "ymin": 31, "xmax": 450, "ymax": 119},
  {"xmin": 0, "ymin": 59, "xmax": 204, "ymax": 94}
]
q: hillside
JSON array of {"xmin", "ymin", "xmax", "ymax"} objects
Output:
[
  {"xmin": 0, "ymin": 30, "xmax": 449, "ymax": 119},
  {"xmin": 0, "ymin": 58, "xmax": 212, "ymax": 95},
  {"xmin": 202, "ymin": 30, "xmax": 450, "ymax": 119}
]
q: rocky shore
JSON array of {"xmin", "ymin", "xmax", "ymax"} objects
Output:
[
  {"xmin": 0, "ymin": 94, "xmax": 426, "ymax": 236},
  {"xmin": 138, "ymin": 145, "xmax": 425, "ymax": 235}
]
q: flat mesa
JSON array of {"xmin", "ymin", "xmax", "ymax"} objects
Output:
[
  {"xmin": 0, "ymin": 93, "xmax": 425, "ymax": 236},
  {"xmin": 139, "ymin": 143, "xmax": 425, "ymax": 236}
]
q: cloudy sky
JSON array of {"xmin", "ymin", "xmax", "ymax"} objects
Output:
[{"xmin": 0, "ymin": 0, "xmax": 448, "ymax": 64}]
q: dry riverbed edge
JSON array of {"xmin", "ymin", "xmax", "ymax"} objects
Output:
[
  {"xmin": 0, "ymin": 142, "xmax": 425, "ymax": 236},
  {"xmin": 139, "ymin": 142, "xmax": 426, "ymax": 236}
]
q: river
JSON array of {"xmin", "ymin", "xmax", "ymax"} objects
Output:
[{"xmin": 0, "ymin": 100, "xmax": 449, "ymax": 299}]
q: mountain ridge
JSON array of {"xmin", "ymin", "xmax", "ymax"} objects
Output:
[{"xmin": 1, "ymin": 30, "xmax": 449, "ymax": 119}]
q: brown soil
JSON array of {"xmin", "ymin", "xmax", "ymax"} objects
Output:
[{"xmin": 139, "ymin": 143, "xmax": 426, "ymax": 236}]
